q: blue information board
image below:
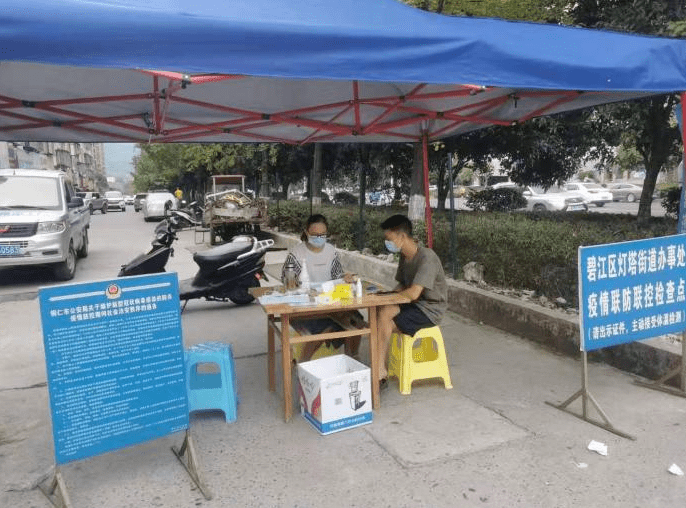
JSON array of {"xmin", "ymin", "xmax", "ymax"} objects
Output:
[
  {"xmin": 39, "ymin": 273, "xmax": 189, "ymax": 465},
  {"xmin": 579, "ymin": 235, "xmax": 686, "ymax": 351}
]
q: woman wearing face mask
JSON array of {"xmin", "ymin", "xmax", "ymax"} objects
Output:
[{"xmin": 281, "ymin": 214, "xmax": 362, "ymax": 361}]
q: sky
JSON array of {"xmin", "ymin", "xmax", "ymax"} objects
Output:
[{"xmin": 103, "ymin": 144, "xmax": 138, "ymax": 183}]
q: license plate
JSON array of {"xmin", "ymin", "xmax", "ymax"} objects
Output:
[
  {"xmin": 568, "ymin": 204, "xmax": 585, "ymax": 211},
  {"xmin": 0, "ymin": 245, "xmax": 21, "ymax": 256}
]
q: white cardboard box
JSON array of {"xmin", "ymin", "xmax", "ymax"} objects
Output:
[{"xmin": 297, "ymin": 354, "xmax": 372, "ymax": 435}]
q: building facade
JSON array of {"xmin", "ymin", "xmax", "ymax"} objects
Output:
[{"xmin": 0, "ymin": 142, "xmax": 107, "ymax": 191}]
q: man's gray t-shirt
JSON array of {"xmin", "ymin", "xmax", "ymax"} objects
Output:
[{"xmin": 395, "ymin": 246, "xmax": 447, "ymax": 324}]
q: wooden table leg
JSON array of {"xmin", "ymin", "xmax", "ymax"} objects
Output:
[
  {"xmin": 267, "ymin": 314, "xmax": 275, "ymax": 392},
  {"xmin": 281, "ymin": 314, "xmax": 293, "ymax": 422},
  {"xmin": 368, "ymin": 305, "xmax": 380, "ymax": 410}
]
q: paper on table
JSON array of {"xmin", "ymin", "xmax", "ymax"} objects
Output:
[
  {"xmin": 587, "ymin": 440, "xmax": 608, "ymax": 456},
  {"xmin": 668, "ymin": 463, "xmax": 684, "ymax": 476},
  {"xmin": 320, "ymin": 280, "xmax": 336, "ymax": 293}
]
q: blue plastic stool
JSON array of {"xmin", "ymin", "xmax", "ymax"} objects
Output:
[{"xmin": 185, "ymin": 342, "xmax": 238, "ymax": 422}]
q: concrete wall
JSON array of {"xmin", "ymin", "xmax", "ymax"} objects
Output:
[{"xmin": 269, "ymin": 229, "xmax": 682, "ymax": 382}]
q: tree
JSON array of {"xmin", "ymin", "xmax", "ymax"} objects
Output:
[
  {"xmin": 570, "ymin": 0, "xmax": 685, "ymax": 218},
  {"xmin": 404, "ymin": 0, "xmax": 685, "ymax": 219},
  {"xmin": 406, "ymin": 0, "xmax": 570, "ymax": 22},
  {"xmin": 615, "ymin": 144, "xmax": 643, "ymax": 179},
  {"xmin": 133, "ymin": 143, "xmax": 282, "ymax": 200},
  {"xmin": 428, "ymin": 131, "xmax": 493, "ymax": 210}
]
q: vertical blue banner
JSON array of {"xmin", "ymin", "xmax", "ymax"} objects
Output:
[
  {"xmin": 39, "ymin": 273, "xmax": 189, "ymax": 465},
  {"xmin": 579, "ymin": 235, "xmax": 686, "ymax": 351}
]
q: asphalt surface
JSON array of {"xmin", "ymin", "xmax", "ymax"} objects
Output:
[{"xmin": 1, "ymin": 210, "xmax": 686, "ymax": 507}]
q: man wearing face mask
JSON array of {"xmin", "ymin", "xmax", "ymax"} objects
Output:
[
  {"xmin": 281, "ymin": 214, "xmax": 361, "ymax": 361},
  {"xmin": 377, "ymin": 214, "xmax": 447, "ymax": 388}
]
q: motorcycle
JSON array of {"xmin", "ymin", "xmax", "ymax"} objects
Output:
[{"xmin": 118, "ymin": 218, "xmax": 273, "ymax": 308}]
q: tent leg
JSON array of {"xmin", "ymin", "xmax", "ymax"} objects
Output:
[{"xmin": 421, "ymin": 132, "xmax": 433, "ymax": 248}]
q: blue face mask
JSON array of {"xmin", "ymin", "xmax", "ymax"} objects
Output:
[
  {"xmin": 307, "ymin": 235, "xmax": 327, "ymax": 249},
  {"xmin": 385, "ymin": 239, "xmax": 401, "ymax": 253}
]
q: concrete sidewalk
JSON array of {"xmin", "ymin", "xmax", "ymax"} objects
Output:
[{"xmin": 1, "ymin": 230, "xmax": 685, "ymax": 507}]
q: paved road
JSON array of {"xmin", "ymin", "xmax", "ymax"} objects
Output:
[
  {"xmin": 0, "ymin": 208, "xmax": 197, "ymax": 301},
  {"xmin": 429, "ymin": 197, "xmax": 667, "ymax": 216}
]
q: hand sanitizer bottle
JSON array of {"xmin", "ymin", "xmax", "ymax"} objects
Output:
[{"xmin": 300, "ymin": 259, "xmax": 310, "ymax": 291}]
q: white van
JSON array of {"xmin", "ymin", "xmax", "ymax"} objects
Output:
[{"xmin": 0, "ymin": 169, "xmax": 90, "ymax": 280}]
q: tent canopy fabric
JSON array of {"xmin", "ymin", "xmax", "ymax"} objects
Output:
[{"xmin": 0, "ymin": 0, "xmax": 685, "ymax": 143}]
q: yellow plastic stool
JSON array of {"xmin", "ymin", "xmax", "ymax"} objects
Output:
[
  {"xmin": 388, "ymin": 326, "xmax": 452, "ymax": 395},
  {"xmin": 292, "ymin": 341, "xmax": 340, "ymax": 362}
]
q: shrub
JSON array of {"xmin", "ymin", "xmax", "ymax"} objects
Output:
[
  {"xmin": 466, "ymin": 187, "xmax": 527, "ymax": 212},
  {"xmin": 661, "ymin": 185, "xmax": 681, "ymax": 219},
  {"xmin": 332, "ymin": 192, "xmax": 358, "ymax": 205}
]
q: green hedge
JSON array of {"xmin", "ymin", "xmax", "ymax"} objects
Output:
[{"xmin": 268, "ymin": 201, "xmax": 678, "ymax": 307}]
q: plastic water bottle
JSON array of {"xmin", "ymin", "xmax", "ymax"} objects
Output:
[
  {"xmin": 355, "ymin": 278, "xmax": 363, "ymax": 299},
  {"xmin": 300, "ymin": 259, "xmax": 310, "ymax": 291}
]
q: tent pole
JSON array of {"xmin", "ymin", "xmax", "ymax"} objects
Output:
[
  {"xmin": 447, "ymin": 152, "xmax": 456, "ymax": 278},
  {"xmin": 358, "ymin": 161, "xmax": 366, "ymax": 251},
  {"xmin": 421, "ymin": 132, "xmax": 433, "ymax": 247}
]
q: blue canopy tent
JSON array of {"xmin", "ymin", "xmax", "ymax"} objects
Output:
[{"xmin": 1, "ymin": 0, "xmax": 686, "ymax": 241}]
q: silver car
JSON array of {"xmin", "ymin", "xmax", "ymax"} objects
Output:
[
  {"xmin": 492, "ymin": 183, "xmax": 588, "ymax": 212},
  {"xmin": 143, "ymin": 192, "xmax": 178, "ymax": 221},
  {"xmin": 0, "ymin": 169, "xmax": 90, "ymax": 280},
  {"xmin": 563, "ymin": 182, "xmax": 613, "ymax": 207},
  {"xmin": 105, "ymin": 190, "xmax": 126, "ymax": 212},
  {"xmin": 521, "ymin": 186, "xmax": 587, "ymax": 212},
  {"xmin": 607, "ymin": 183, "xmax": 648, "ymax": 203}
]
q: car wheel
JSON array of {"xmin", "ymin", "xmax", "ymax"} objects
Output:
[
  {"xmin": 596, "ymin": 203, "xmax": 605, "ymax": 207},
  {"xmin": 533, "ymin": 204, "xmax": 547, "ymax": 212},
  {"xmin": 89, "ymin": 205, "xmax": 94, "ymax": 215},
  {"xmin": 77, "ymin": 230, "xmax": 89, "ymax": 258},
  {"xmin": 101, "ymin": 206, "xmax": 107, "ymax": 214},
  {"xmin": 163, "ymin": 202, "xmax": 172, "ymax": 218},
  {"xmin": 627, "ymin": 193, "xmax": 636, "ymax": 203},
  {"xmin": 54, "ymin": 243, "xmax": 77, "ymax": 281}
]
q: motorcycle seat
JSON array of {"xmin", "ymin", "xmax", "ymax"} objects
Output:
[{"xmin": 193, "ymin": 240, "xmax": 252, "ymax": 270}]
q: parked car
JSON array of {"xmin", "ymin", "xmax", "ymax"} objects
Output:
[
  {"xmin": 143, "ymin": 191, "xmax": 178, "ymax": 221},
  {"xmin": 124, "ymin": 195, "xmax": 134, "ymax": 205},
  {"xmin": 521, "ymin": 185, "xmax": 588, "ymax": 212},
  {"xmin": 0, "ymin": 168, "xmax": 90, "ymax": 280},
  {"xmin": 607, "ymin": 183, "xmax": 649, "ymax": 203},
  {"xmin": 76, "ymin": 191, "xmax": 107, "ymax": 214},
  {"xmin": 105, "ymin": 190, "xmax": 126, "ymax": 212},
  {"xmin": 133, "ymin": 193, "xmax": 148, "ymax": 212},
  {"xmin": 562, "ymin": 182, "xmax": 613, "ymax": 207}
]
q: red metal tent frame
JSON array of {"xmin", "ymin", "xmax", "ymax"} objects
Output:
[{"xmin": 0, "ymin": 69, "xmax": 601, "ymax": 245}]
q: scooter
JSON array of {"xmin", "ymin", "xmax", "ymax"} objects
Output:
[
  {"xmin": 119, "ymin": 218, "xmax": 273, "ymax": 308},
  {"xmin": 117, "ymin": 218, "xmax": 178, "ymax": 276},
  {"xmin": 169, "ymin": 200, "xmax": 204, "ymax": 229}
]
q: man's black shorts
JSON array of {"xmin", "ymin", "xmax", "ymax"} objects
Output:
[{"xmin": 393, "ymin": 303, "xmax": 434, "ymax": 336}]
